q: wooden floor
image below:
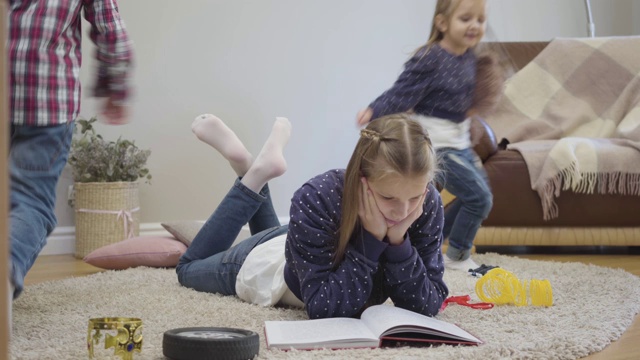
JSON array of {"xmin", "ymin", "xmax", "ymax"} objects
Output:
[{"xmin": 23, "ymin": 246, "xmax": 640, "ymax": 360}]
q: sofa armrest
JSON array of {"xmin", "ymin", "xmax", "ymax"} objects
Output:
[{"xmin": 470, "ymin": 116, "xmax": 498, "ymax": 162}]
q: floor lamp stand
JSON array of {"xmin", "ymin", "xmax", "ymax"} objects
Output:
[{"xmin": 584, "ymin": 0, "xmax": 596, "ymax": 37}]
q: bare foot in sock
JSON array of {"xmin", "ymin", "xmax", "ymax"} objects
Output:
[
  {"xmin": 242, "ymin": 117, "xmax": 291, "ymax": 193},
  {"xmin": 444, "ymin": 255, "xmax": 479, "ymax": 272},
  {"xmin": 192, "ymin": 114, "xmax": 253, "ymax": 177}
]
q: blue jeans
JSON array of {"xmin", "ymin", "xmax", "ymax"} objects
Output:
[
  {"xmin": 176, "ymin": 179, "xmax": 287, "ymax": 295},
  {"xmin": 9, "ymin": 122, "xmax": 75, "ymax": 298},
  {"xmin": 437, "ymin": 147, "xmax": 492, "ymax": 261}
]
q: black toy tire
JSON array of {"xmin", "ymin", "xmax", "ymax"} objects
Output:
[{"xmin": 163, "ymin": 327, "xmax": 260, "ymax": 360}]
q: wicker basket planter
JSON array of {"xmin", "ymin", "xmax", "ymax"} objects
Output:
[{"xmin": 74, "ymin": 181, "xmax": 140, "ymax": 259}]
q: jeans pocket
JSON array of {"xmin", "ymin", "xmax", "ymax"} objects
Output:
[{"xmin": 11, "ymin": 123, "xmax": 74, "ymax": 172}]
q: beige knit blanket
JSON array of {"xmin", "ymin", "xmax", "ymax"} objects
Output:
[{"xmin": 486, "ymin": 36, "xmax": 640, "ymax": 220}]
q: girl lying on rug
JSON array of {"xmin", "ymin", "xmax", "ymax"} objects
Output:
[{"xmin": 176, "ymin": 113, "xmax": 448, "ymax": 319}]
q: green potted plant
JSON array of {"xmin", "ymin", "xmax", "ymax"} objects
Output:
[
  {"xmin": 68, "ymin": 117, "xmax": 152, "ymax": 184},
  {"xmin": 67, "ymin": 116, "xmax": 152, "ymax": 258}
]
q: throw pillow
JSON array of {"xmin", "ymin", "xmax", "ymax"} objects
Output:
[
  {"xmin": 83, "ymin": 235, "xmax": 187, "ymax": 270},
  {"xmin": 161, "ymin": 221, "xmax": 204, "ymax": 247}
]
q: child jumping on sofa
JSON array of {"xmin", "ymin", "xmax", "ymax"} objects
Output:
[
  {"xmin": 356, "ymin": 0, "xmax": 502, "ymax": 271},
  {"xmin": 176, "ymin": 113, "xmax": 448, "ymax": 319}
]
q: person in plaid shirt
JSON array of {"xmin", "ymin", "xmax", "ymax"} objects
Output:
[{"xmin": 7, "ymin": 0, "xmax": 133, "ymax": 328}]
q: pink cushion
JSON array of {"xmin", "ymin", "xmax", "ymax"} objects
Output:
[{"xmin": 83, "ymin": 235, "xmax": 187, "ymax": 270}]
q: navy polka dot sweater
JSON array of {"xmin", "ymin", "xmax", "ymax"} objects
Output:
[
  {"xmin": 369, "ymin": 43, "xmax": 476, "ymax": 123},
  {"xmin": 284, "ymin": 169, "xmax": 448, "ymax": 319}
]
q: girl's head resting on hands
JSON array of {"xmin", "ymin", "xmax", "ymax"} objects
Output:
[
  {"xmin": 427, "ymin": 0, "xmax": 487, "ymax": 54},
  {"xmin": 336, "ymin": 114, "xmax": 438, "ymax": 262},
  {"xmin": 355, "ymin": 116, "xmax": 437, "ymax": 225}
]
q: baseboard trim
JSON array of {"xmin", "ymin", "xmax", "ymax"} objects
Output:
[
  {"xmin": 41, "ymin": 223, "xmax": 170, "ymax": 256},
  {"xmin": 42, "ymin": 217, "xmax": 289, "ymax": 256}
]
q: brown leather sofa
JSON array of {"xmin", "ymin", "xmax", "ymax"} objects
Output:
[{"xmin": 465, "ymin": 42, "xmax": 640, "ymax": 246}]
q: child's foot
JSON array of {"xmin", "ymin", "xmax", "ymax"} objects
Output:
[
  {"xmin": 241, "ymin": 117, "xmax": 291, "ymax": 193},
  {"xmin": 192, "ymin": 114, "xmax": 253, "ymax": 176},
  {"xmin": 444, "ymin": 255, "xmax": 479, "ymax": 272}
]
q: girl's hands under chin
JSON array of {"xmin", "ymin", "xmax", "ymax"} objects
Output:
[
  {"xmin": 358, "ymin": 177, "xmax": 387, "ymax": 241},
  {"xmin": 386, "ymin": 190, "xmax": 427, "ymax": 245}
]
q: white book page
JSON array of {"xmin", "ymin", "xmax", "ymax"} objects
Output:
[
  {"xmin": 265, "ymin": 317, "xmax": 378, "ymax": 348},
  {"xmin": 360, "ymin": 305, "xmax": 481, "ymax": 343}
]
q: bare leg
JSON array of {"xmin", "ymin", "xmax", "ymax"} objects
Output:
[
  {"xmin": 191, "ymin": 114, "xmax": 253, "ymax": 177},
  {"xmin": 241, "ymin": 117, "xmax": 291, "ymax": 193}
]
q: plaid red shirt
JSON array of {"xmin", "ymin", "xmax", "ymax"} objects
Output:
[{"xmin": 8, "ymin": 0, "xmax": 133, "ymax": 126}]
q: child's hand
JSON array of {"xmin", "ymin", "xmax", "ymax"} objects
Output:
[
  {"xmin": 386, "ymin": 189, "xmax": 427, "ymax": 245},
  {"xmin": 356, "ymin": 108, "xmax": 373, "ymax": 127},
  {"xmin": 102, "ymin": 97, "xmax": 129, "ymax": 125},
  {"xmin": 358, "ymin": 177, "xmax": 387, "ymax": 241}
]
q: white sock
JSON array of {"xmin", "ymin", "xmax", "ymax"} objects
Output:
[
  {"xmin": 444, "ymin": 255, "xmax": 479, "ymax": 272},
  {"xmin": 241, "ymin": 117, "xmax": 291, "ymax": 193},
  {"xmin": 191, "ymin": 113, "xmax": 253, "ymax": 177}
]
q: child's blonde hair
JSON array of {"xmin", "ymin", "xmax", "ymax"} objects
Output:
[
  {"xmin": 414, "ymin": 0, "xmax": 465, "ymax": 55},
  {"xmin": 335, "ymin": 114, "xmax": 437, "ymax": 264}
]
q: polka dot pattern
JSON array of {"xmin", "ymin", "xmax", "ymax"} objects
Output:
[
  {"xmin": 369, "ymin": 43, "xmax": 476, "ymax": 123},
  {"xmin": 284, "ymin": 169, "xmax": 449, "ymax": 319}
]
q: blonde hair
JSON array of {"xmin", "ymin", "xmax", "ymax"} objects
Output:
[
  {"xmin": 334, "ymin": 114, "xmax": 437, "ymax": 264},
  {"xmin": 414, "ymin": 0, "xmax": 465, "ymax": 55}
]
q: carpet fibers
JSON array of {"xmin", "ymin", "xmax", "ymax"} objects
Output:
[{"xmin": 9, "ymin": 253, "xmax": 640, "ymax": 359}]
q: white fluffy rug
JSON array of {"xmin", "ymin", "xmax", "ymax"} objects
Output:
[{"xmin": 10, "ymin": 253, "xmax": 640, "ymax": 360}]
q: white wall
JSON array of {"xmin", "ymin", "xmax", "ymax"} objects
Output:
[
  {"xmin": 481, "ymin": 0, "xmax": 635, "ymax": 41},
  {"xmin": 634, "ymin": 0, "xmax": 640, "ymax": 34},
  {"xmin": 590, "ymin": 0, "xmax": 635, "ymax": 37},
  {"xmin": 53, "ymin": 0, "xmax": 637, "ymax": 236}
]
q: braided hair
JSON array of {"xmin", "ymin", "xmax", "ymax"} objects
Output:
[{"xmin": 334, "ymin": 114, "xmax": 437, "ymax": 264}]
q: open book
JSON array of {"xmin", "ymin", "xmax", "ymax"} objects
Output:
[{"xmin": 264, "ymin": 304, "xmax": 482, "ymax": 350}]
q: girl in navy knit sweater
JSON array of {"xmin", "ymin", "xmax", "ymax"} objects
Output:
[
  {"xmin": 357, "ymin": 0, "xmax": 495, "ymax": 272},
  {"xmin": 177, "ymin": 113, "xmax": 448, "ymax": 319}
]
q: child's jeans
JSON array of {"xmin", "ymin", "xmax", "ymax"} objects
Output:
[
  {"xmin": 436, "ymin": 147, "xmax": 493, "ymax": 261},
  {"xmin": 9, "ymin": 122, "xmax": 74, "ymax": 298},
  {"xmin": 176, "ymin": 179, "xmax": 287, "ymax": 295}
]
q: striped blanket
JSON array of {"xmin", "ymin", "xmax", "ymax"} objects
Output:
[{"xmin": 485, "ymin": 36, "xmax": 640, "ymax": 220}]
